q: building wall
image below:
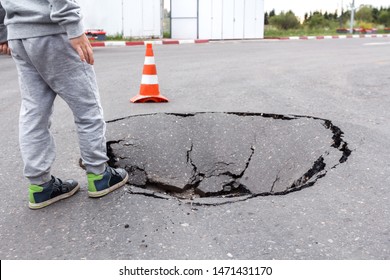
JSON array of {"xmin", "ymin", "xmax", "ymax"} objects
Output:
[
  {"xmin": 171, "ymin": 0, "xmax": 264, "ymax": 39},
  {"xmin": 77, "ymin": 0, "xmax": 162, "ymax": 38},
  {"xmin": 171, "ymin": 0, "xmax": 198, "ymax": 39}
]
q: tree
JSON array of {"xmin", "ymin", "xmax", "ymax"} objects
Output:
[
  {"xmin": 378, "ymin": 10, "xmax": 390, "ymax": 26},
  {"xmin": 303, "ymin": 11, "xmax": 337, "ymax": 29},
  {"xmin": 331, "ymin": 10, "xmax": 339, "ymax": 21},
  {"xmin": 305, "ymin": 12, "xmax": 332, "ymax": 29},
  {"xmin": 269, "ymin": 11, "xmax": 300, "ymax": 30},
  {"xmin": 264, "ymin": 12, "xmax": 269, "ymax": 25},
  {"xmin": 341, "ymin": 10, "xmax": 351, "ymax": 25},
  {"xmin": 372, "ymin": 7, "xmax": 380, "ymax": 23},
  {"xmin": 324, "ymin": 11, "xmax": 329, "ymax": 20},
  {"xmin": 356, "ymin": 5, "xmax": 373, "ymax": 22}
]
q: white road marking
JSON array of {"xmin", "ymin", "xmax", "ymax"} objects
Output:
[{"xmin": 364, "ymin": 42, "xmax": 390, "ymax": 46}]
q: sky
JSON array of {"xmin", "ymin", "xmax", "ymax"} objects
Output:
[{"xmin": 165, "ymin": 1, "xmax": 390, "ymax": 20}]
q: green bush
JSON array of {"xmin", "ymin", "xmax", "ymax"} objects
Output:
[
  {"xmin": 269, "ymin": 11, "xmax": 300, "ymax": 30},
  {"xmin": 379, "ymin": 10, "xmax": 390, "ymax": 27},
  {"xmin": 306, "ymin": 13, "xmax": 332, "ymax": 29},
  {"xmin": 356, "ymin": 5, "xmax": 374, "ymax": 23}
]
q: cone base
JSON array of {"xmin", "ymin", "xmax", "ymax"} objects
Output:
[{"xmin": 130, "ymin": 94, "xmax": 169, "ymax": 103}]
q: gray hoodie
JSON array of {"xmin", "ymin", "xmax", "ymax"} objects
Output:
[{"xmin": 0, "ymin": 0, "xmax": 84, "ymax": 43}]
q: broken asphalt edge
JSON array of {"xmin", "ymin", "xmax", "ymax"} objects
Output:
[{"xmin": 105, "ymin": 112, "xmax": 352, "ymax": 206}]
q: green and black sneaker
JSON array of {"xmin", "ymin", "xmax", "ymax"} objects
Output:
[
  {"xmin": 87, "ymin": 166, "xmax": 128, "ymax": 198},
  {"xmin": 29, "ymin": 176, "xmax": 80, "ymax": 209}
]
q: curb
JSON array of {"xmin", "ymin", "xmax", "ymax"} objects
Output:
[
  {"xmin": 91, "ymin": 34, "xmax": 389, "ymax": 47},
  {"xmin": 91, "ymin": 39, "xmax": 209, "ymax": 47},
  {"xmin": 265, "ymin": 34, "xmax": 390, "ymax": 41}
]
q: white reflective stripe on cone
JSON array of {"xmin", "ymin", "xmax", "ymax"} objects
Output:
[
  {"xmin": 141, "ymin": 75, "xmax": 159, "ymax": 85},
  {"xmin": 144, "ymin": 57, "xmax": 155, "ymax": 65}
]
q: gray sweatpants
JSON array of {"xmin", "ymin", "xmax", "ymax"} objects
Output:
[{"xmin": 9, "ymin": 34, "xmax": 108, "ymax": 185}]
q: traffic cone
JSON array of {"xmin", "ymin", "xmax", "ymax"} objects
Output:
[{"xmin": 130, "ymin": 43, "xmax": 169, "ymax": 103}]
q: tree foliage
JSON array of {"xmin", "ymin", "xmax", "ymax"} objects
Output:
[
  {"xmin": 355, "ymin": 5, "xmax": 373, "ymax": 22},
  {"xmin": 265, "ymin": 5, "xmax": 390, "ymax": 29},
  {"xmin": 305, "ymin": 11, "xmax": 335, "ymax": 28},
  {"xmin": 268, "ymin": 11, "xmax": 300, "ymax": 30},
  {"xmin": 378, "ymin": 10, "xmax": 390, "ymax": 26}
]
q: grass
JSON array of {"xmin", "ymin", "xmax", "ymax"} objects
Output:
[
  {"xmin": 104, "ymin": 34, "xmax": 163, "ymax": 41},
  {"xmin": 264, "ymin": 25, "xmax": 390, "ymax": 38},
  {"xmin": 105, "ymin": 34, "xmax": 125, "ymax": 41},
  {"xmin": 265, "ymin": 27, "xmax": 339, "ymax": 37}
]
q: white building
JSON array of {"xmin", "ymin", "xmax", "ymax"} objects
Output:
[
  {"xmin": 171, "ymin": 0, "xmax": 265, "ymax": 39},
  {"xmin": 76, "ymin": 0, "xmax": 264, "ymax": 40},
  {"xmin": 77, "ymin": 0, "xmax": 163, "ymax": 38}
]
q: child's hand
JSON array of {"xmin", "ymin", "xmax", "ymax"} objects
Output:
[
  {"xmin": 0, "ymin": 42, "xmax": 11, "ymax": 55},
  {"xmin": 70, "ymin": 34, "xmax": 94, "ymax": 65}
]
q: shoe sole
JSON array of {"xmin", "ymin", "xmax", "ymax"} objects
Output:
[
  {"xmin": 88, "ymin": 173, "xmax": 129, "ymax": 198},
  {"xmin": 28, "ymin": 184, "xmax": 80, "ymax": 210}
]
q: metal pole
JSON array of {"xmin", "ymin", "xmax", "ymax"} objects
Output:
[
  {"xmin": 121, "ymin": 0, "xmax": 124, "ymax": 37},
  {"xmin": 339, "ymin": 0, "xmax": 343, "ymax": 28},
  {"xmin": 197, "ymin": 0, "xmax": 199, "ymax": 39},
  {"xmin": 350, "ymin": 0, "xmax": 355, "ymax": 34},
  {"xmin": 161, "ymin": 0, "xmax": 164, "ymax": 38}
]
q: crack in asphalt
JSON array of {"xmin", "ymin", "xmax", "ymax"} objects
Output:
[
  {"xmin": 186, "ymin": 142, "xmax": 200, "ymax": 187},
  {"xmin": 270, "ymin": 170, "xmax": 281, "ymax": 193}
]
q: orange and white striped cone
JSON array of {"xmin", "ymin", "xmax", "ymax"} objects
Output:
[{"xmin": 130, "ymin": 43, "xmax": 169, "ymax": 103}]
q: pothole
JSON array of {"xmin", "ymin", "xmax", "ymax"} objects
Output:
[{"xmin": 105, "ymin": 112, "xmax": 351, "ymax": 205}]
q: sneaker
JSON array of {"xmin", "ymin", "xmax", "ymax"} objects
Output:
[
  {"xmin": 87, "ymin": 166, "xmax": 128, "ymax": 198},
  {"xmin": 29, "ymin": 176, "xmax": 80, "ymax": 209}
]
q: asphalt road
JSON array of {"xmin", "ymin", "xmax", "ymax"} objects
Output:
[{"xmin": 0, "ymin": 38, "xmax": 389, "ymax": 260}]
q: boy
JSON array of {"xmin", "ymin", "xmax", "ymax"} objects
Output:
[{"xmin": 0, "ymin": 0, "xmax": 128, "ymax": 209}]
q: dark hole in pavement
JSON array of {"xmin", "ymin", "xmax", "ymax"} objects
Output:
[{"xmin": 104, "ymin": 112, "xmax": 351, "ymax": 205}]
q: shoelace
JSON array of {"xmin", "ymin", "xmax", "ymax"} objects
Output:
[
  {"xmin": 52, "ymin": 177, "xmax": 69, "ymax": 193},
  {"xmin": 108, "ymin": 166, "xmax": 120, "ymax": 177}
]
